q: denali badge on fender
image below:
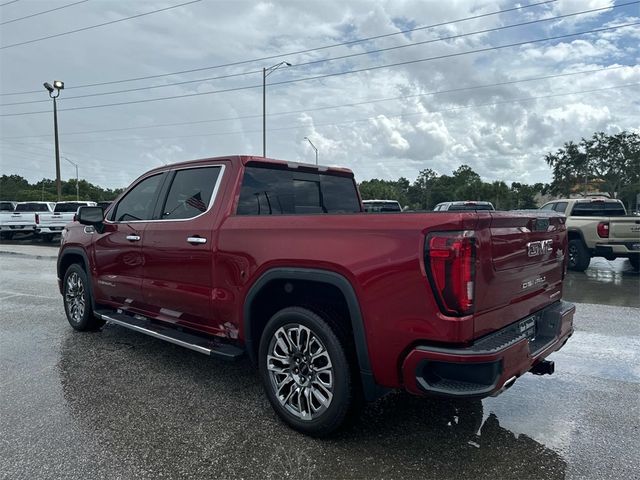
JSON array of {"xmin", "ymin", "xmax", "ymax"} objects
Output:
[{"xmin": 527, "ymin": 239, "xmax": 553, "ymax": 257}]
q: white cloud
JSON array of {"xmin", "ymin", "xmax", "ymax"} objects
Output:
[{"xmin": 0, "ymin": 0, "xmax": 638, "ymax": 189}]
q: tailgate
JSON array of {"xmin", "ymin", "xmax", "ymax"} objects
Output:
[
  {"xmin": 609, "ymin": 217, "xmax": 640, "ymax": 241},
  {"xmin": 39, "ymin": 212, "xmax": 70, "ymax": 226},
  {"xmin": 4, "ymin": 212, "xmax": 35, "ymax": 226},
  {"xmin": 473, "ymin": 211, "xmax": 567, "ymax": 337}
]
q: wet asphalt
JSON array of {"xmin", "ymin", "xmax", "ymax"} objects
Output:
[{"xmin": 0, "ymin": 242, "xmax": 639, "ymax": 480}]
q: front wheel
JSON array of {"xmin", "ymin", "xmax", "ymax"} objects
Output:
[
  {"xmin": 258, "ymin": 306, "xmax": 355, "ymax": 437},
  {"xmin": 629, "ymin": 255, "xmax": 640, "ymax": 271},
  {"xmin": 63, "ymin": 264, "xmax": 105, "ymax": 331}
]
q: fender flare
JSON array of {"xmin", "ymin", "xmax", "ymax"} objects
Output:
[
  {"xmin": 243, "ymin": 267, "xmax": 384, "ymax": 401},
  {"xmin": 57, "ymin": 246, "xmax": 97, "ymax": 311}
]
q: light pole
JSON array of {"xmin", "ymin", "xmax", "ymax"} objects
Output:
[
  {"xmin": 44, "ymin": 80, "xmax": 64, "ymax": 201},
  {"xmin": 303, "ymin": 137, "xmax": 318, "ymax": 165},
  {"xmin": 62, "ymin": 156, "xmax": 79, "ymax": 201},
  {"xmin": 263, "ymin": 61, "xmax": 291, "ymax": 157}
]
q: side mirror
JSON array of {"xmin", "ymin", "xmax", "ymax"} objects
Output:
[{"xmin": 77, "ymin": 206, "xmax": 104, "ymax": 226}]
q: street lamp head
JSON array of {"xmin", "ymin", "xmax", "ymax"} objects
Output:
[
  {"xmin": 53, "ymin": 80, "xmax": 64, "ymax": 90},
  {"xmin": 43, "ymin": 82, "xmax": 54, "ymax": 93}
]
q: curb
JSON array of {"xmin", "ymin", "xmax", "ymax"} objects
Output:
[{"xmin": 0, "ymin": 250, "xmax": 57, "ymax": 260}]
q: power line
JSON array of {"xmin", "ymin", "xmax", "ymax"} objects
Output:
[
  {"xmin": 0, "ymin": 66, "xmax": 625, "ymax": 140},
  {"xmin": 0, "ymin": 0, "xmax": 90, "ymax": 26},
  {"xmin": 2, "ymin": 1, "xmax": 635, "ymax": 108},
  {"xmin": 5, "ymin": 82, "xmax": 635, "ymax": 146},
  {"xmin": 0, "ymin": 0, "xmax": 20, "ymax": 7},
  {"xmin": 0, "ymin": 0, "xmax": 202, "ymax": 50},
  {"xmin": 2, "ymin": 21, "xmax": 637, "ymax": 117},
  {"xmin": 0, "ymin": 0, "xmax": 557, "ymax": 96}
]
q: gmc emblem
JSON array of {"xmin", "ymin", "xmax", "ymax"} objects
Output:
[{"xmin": 527, "ymin": 239, "xmax": 553, "ymax": 257}]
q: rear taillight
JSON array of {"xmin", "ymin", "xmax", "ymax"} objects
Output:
[
  {"xmin": 425, "ymin": 231, "xmax": 475, "ymax": 316},
  {"xmin": 597, "ymin": 222, "xmax": 609, "ymax": 238},
  {"xmin": 73, "ymin": 214, "xmax": 77, "ymax": 222},
  {"xmin": 35, "ymin": 214, "xmax": 39, "ymax": 224}
]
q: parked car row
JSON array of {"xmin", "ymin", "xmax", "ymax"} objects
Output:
[
  {"xmin": 0, "ymin": 200, "xmax": 111, "ymax": 241},
  {"xmin": 363, "ymin": 196, "xmax": 640, "ymax": 271}
]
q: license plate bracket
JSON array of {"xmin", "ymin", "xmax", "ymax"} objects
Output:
[{"xmin": 518, "ymin": 316, "xmax": 536, "ymax": 341}]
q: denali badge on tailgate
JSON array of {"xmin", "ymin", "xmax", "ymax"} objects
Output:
[{"xmin": 527, "ymin": 239, "xmax": 553, "ymax": 257}]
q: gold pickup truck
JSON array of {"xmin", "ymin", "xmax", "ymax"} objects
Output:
[{"xmin": 540, "ymin": 198, "xmax": 640, "ymax": 271}]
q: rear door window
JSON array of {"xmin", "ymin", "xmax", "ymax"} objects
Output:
[
  {"xmin": 160, "ymin": 166, "xmax": 222, "ymax": 220},
  {"xmin": 237, "ymin": 165, "xmax": 361, "ymax": 215}
]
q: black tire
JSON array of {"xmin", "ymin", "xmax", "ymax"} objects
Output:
[
  {"xmin": 568, "ymin": 239, "xmax": 590, "ymax": 272},
  {"xmin": 629, "ymin": 255, "xmax": 640, "ymax": 271},
  {"xmin": 258, "ymin": 306, "xmax": 355, "ymax": 437},
  {"xmin": 42, "ymin": 233, "xmax": 54, "ymax": 243},
  {"xmin": 62, "ymin": 264, "xmax": 105, "ymax": 331},
  {"xmin": 0, "ymin": 231, "xmax": 14, "ymax": 240}
]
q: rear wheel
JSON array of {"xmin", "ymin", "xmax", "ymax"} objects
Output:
[
  {"xmin": 258, "ymin": 306, "xmax": 355, "ymax": 437},
  {"xmin": 63, "ymin": 264, "xmax": 105, "ymax": 331},
  {"xmin": 42, "ymin": 233, "xmax": 55, "ymax": 243},
  {"xmin": 0, "ymin": 231, "xmax": 14, "ymax": 240},
  {"xmin": 629, "ymin": 255, "xmax": 640, "ymax": 271},
  {"xmin": 568, "ymin": 239, "xmax": 590, "ymax": 272}
]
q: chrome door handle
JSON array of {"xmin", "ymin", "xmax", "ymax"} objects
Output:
[
  {"xmin": 187, "ymin": 236, "xmax": 207, "ymax": 244},
  {"xmin": 126, "ymin": 234, "xmax": 141, "ymax": 242}
]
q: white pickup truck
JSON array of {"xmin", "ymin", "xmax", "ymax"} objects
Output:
[
  {"xmin": 37, "ymin": 201, "xmax": 96, "ymax": 241},
  {"xmin": 0, "ymin": 201, "xmax": 55, "ymax": 239}
]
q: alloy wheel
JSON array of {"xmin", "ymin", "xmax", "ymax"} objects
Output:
[
  {"xmin": 266, "ymin": 324, "xmax": 334, "ymax": 420},
  {"xmin": 65, "ymin": 272, "xmax": 86, "ymax": 324}
]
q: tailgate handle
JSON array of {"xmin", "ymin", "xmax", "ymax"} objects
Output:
[{"xmin": 187, "ymin": 236, "xmax": 207, "ymax": 245}]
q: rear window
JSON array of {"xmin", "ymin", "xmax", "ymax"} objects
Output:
[
  {"xmin": 237, "ymin": 165, "xmax": 361, "ymax": 215},
  {"xmin": 571, "ymin": 201, "xmax": 626, "ymax": 217},
  {"xmin": 15, "ymin": 203, "xmax": 50, "ymax": 212},
  {"xmin": 0, "ymin": 202, "xmax": 14, "ymax": 211},
  {"xmin": 447, "ymin": 204, "xmax": 494, "ymax": 211},
  {"xmin": 363, "ymin": 201, "xmax": 402, "ymax": 212},
  {"xmin": 54, "ymin": 203, "xmax": 85, "ymax": 213}
]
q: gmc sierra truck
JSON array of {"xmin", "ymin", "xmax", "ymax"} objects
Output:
[
  {"xmin": 540, "ymin": 198, "xmax": 640, "ymax": 271},
  {"xmin": 37, "ymin": 201, "xmax": 96, "ymax": 242},
  {"xmin": 0, "ymin": 201, "xmax": 55, "ymax": 239},
  {"xmin": 58, "ymin": 156, "xmax": 575, "ymax": 436}
]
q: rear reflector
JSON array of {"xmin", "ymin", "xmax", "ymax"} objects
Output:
[
  {"xmin": 35, "ymin": 214, "xmax": 39, "ymax": 224},
  {"xmin": 425, "ymin": 231, "xmax": 475, "ymax": 316},
  {"xmin": 597, "ymin": 222, "xmax": 609, "ymax": 238}
]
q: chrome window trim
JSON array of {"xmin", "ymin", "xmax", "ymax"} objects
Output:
[{"xmin": 105, "ymin": 164, "xmax": 226, "ymax": 224}]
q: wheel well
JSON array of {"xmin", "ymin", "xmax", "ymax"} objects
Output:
[
  {"xmin": 247, "ymin": 279, "xmax": 353, "ymax": 360},
  {"xmin": 59, "ymin": 253, "xmax": 86, "ymax": 279},
  {"xmin": 567, "ymin": 230, "xmax": 584, "ymax": 244}
]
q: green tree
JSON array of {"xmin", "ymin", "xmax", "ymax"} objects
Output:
[{"xmin": 545, "ymin": 131, "xmax": 640, "ymax": 201}]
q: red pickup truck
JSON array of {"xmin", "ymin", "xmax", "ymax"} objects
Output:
[{"xmin": 58, "ymin": 155, "xmax": 575, "ymax": 436}]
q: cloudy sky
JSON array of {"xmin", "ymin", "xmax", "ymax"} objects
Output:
[{"xmin": 0, "ymin": 0, "xmax": 639, "ymax": 189}]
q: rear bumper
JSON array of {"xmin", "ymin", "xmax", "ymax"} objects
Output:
[
  {"xmin": 594, "ymin": 242, "xmax": 640, "ymax": 257},
  {"xmin": 37, "ymin": 227, "xmax": 65, "ymax": 234},
  {"xmin": 401, "ymin": 300, "xmax": 575, "ymax": 398},
  {"xmin": 0, "ymin": 225, "xmax": 36, "ymax": 232}
]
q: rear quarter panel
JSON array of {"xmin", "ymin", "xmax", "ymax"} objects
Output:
[{"xmin": 216, "ymin": 212, "xmax": 479, "ymax": 388}]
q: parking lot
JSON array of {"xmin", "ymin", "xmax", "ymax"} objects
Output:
[{"xmin": 1, "ymin": 241, "xmax": 639, "ymax": 480}]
